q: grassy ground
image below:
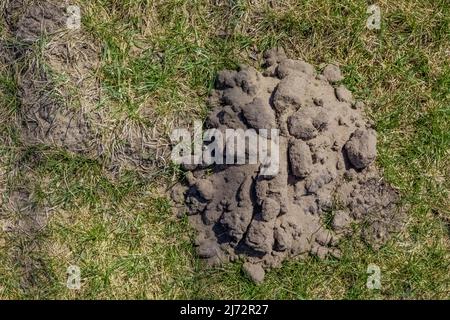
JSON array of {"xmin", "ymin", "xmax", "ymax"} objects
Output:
[{"xmin": 0, "ymin": 0, "xmax": 449, "ymax": 299}]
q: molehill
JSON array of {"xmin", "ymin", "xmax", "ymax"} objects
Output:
[{"xmin": 171, "ymin": 48, "xmax": 404, "ymax": 283}]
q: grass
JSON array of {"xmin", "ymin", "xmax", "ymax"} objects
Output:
[{"xmin": 0, "ymin": 0, "xmax": 449, "ymax": 299}]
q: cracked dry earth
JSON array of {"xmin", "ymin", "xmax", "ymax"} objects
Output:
[{"xmin": 172, "ymin": 48, "xmax": 405, "ymax": 283}]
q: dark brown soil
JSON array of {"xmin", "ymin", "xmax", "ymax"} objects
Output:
[{"xmin": 172, "ymin": 48, "xmax": 405, "ymax": 282}]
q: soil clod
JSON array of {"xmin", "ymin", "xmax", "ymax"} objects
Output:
[{"xmin": 173, "ymin": 50, "xmax": 405, "ymax": 283}]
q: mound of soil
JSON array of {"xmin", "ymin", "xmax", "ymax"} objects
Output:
[{"xmin": 172, "ymin": 48, "xmax": 404, "ymax": 283}]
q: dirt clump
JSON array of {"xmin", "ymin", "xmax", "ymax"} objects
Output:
[
  {"xmin": 2, "ymin": 0, "xmax": 171, "ymax": 174},
  {"xmin": 172, "ymin": 48, "xmax": 405, "ymax": 282}
]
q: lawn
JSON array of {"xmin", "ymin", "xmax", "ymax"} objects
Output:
[{"xmin": 0, "ymin": 0, "xmax": 449, "ymax": 299}]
